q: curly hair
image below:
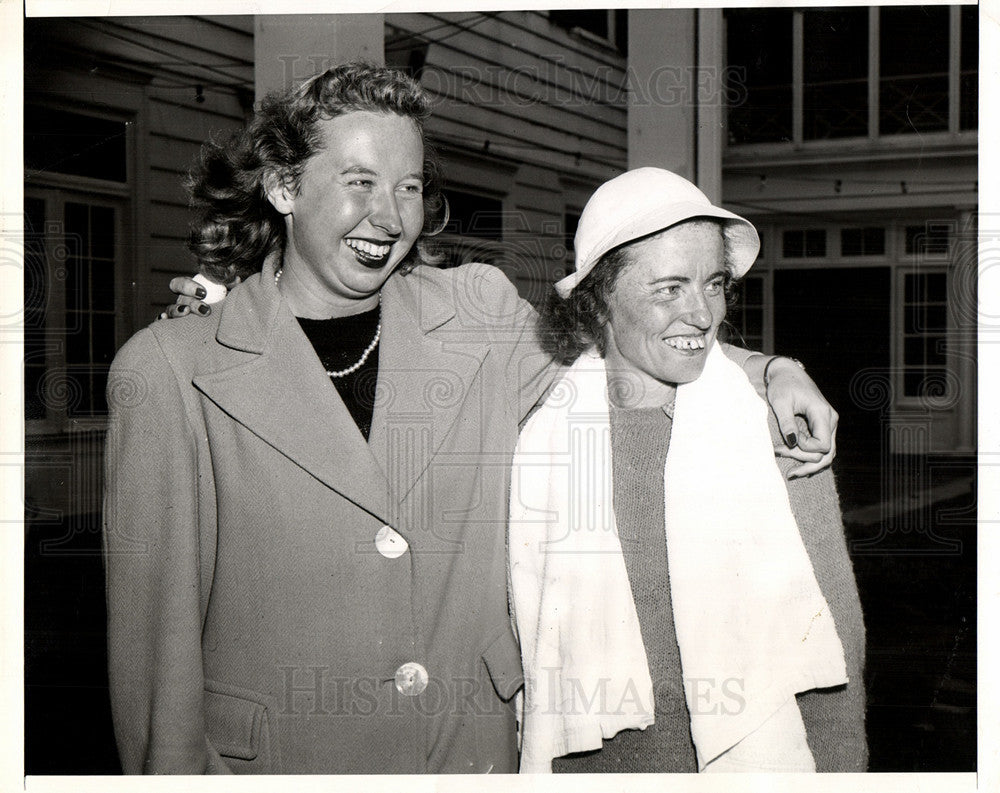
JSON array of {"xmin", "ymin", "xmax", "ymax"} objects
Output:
[
  {"xmin": 186, "ymin": 62, "xmax": 446, "ymax": 284},
  {"xmin": 539, "ymin": 219, "xmax": 743, "ymax": 365}
]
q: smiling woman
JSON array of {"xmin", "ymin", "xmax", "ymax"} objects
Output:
[
  {"xmin": 513, "ymin": 168, "xmax": 867, "ymax": 774},
  {"xmin": 266, "ymin": 111, "xmax": 426, "ymax": 317},
  {"xmin": 601, "ymin": 221, "xmax": 729, "ymax": 407}
]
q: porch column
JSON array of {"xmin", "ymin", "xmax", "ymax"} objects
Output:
[{"xmin": 627, "ymin": 8, "xmax": 724, "ymax": 202}]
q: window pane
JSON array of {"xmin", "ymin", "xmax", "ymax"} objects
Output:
[
  {"xmin": 24, "ymin": 105, "xmax": 128, "ymax": 183},
  {"xmin": 64, "ymin": 201, "xmax": 87, "ymax": 240},
  {"xmin": 65, "ymin": 367, "xmax": 93, "ymax": 417},
  {"xmin": 24, "ymin": 197, "xmax": 47, "ymax": 420},
  {"xmin": 841, "ymin": 228, "xmax": 862, "ymax": 256},
  {"xmin": 906, "ymin": 224, "xmax": 951, "ymax": 256},
  {"xmin": 805, "ymin": 229, "xmax": 826, "ymax": 257},
  {"xmin": 65, "ymin": 256, "xmax": 87, "ymax": 314},
  {"xmin": 904, "ymin": 336, "xmax": 924, "ymax": 366},
  {"xmin": 925, "ymin": 272, "xmax": 947, "ymax": 302},
  {"xmin": 90, "ymin": 206, "xmax": 115, "ymax": 259},
  {"xmin": 550, "ymin": 10, "xmax": 609, "ymax": 40},
  {"xmin": 92, "ymin": 313, "xmax": 116, "ymax": 365},
  {"xmin": 564, "ymin": 211, "xmax": 581, "ymax": 251},
  {"xmin": 726, "ymin": 9, "xmax": 794, "ymax": 144},
  {"xmin": 803, "ymin": 8, "xmax": 868, "ymax": 139},
  {"xmin": 879, "ymin": 7, "xmax": 950, "ymax": 134},
  {"xmin": 63, "ymin": 201, "xmax": 117, "ymax": 416},
  {"xmin": 901, "ymin": 269, "xmax": 949, "ymax": 400},
  {"xmin": 66, "ymin": 311, "xmax": 90, "ymax": 366},
  {"xmin": 864, "ymin": 227, "xmax": 885, "ymax": 255},
  {"xmin": 442, "ymin": 189, "xmax": 503, "ymax": 241},
  {"xmin": 961, "ymin": 6, "xmax": 978, "ymax": 130},
  {"xmin": 744, "ymin": 277, "xmax": 763, "ymax": 304},
  {"xmin": 842, "ymin": 227, "xmax": 885, "ymax": 256},
  {"xmin": 783, "ymin": 230, "xmax": 803, "ymax": 258},
  {"xmin": 925, "ymin": 304, "xmax": 947, "ymax": 331},
  {"xmin": 926, "ymin": 337, "xmax": 947, "ymax": 367},
  {"xmin": 91, "ymin": 260, "xmax": 116, "ymax": 312}
]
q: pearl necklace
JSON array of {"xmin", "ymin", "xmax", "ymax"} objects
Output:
[{"xmin": 275, "ymin": 267, "xmax": 382, "ymax": 379}]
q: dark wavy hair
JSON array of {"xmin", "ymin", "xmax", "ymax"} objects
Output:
[
  {"xmin": 186, "ymin": 63, "xmax": 445, "ymax": 283},
  {"xmin": 539, "ymin": 219, "xmax": 742, "ymax": 365}
]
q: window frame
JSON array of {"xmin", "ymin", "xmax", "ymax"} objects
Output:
[
  {"xmin": 726, "ymin": 271, "xmax": 770, "ymax": 353},
  {"xmin": 548, "ymin": 9, "xmax": 627, "ymax": 53},
  {"xmin": 894, "ymin": 265, "xmax": 952, "ymax": 406},
  {"xmin": 25, "ymin": 171, "xmax": 131, "ymax": 435},
  {"xmin": 726, "ymin": 5, "xmax": 975, "ymax": 151},
  {"xmin": 434, "ymin": 185, "xmax": 507, "ymax": 270}
]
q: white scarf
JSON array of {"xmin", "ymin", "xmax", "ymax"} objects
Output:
[{"xmin": 509, "ymin": 345, "xmax": 848, "ymax": 773}]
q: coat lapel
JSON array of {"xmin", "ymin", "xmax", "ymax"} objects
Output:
[
  {"xmin": 368, "ymin": 269, "xmax": 488, "ymax": 511},
  {"xmin": 192, "ymin": 266, "xmax": 392, "ymax": 525}
]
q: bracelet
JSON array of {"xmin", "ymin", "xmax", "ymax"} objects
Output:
[{"xmin": 763, "ymin": 355, "xmax": 805, "ymax": 386}]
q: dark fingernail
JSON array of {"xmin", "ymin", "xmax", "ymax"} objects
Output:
[
  {"xmin": 785, "ymin": 433, "xmax": 797, "ymax": 447},
  {"xmin": 178, "ymin": 305, "xmax": 189, "ymax": 315},
  {"xmin": 195, "ymin": 287, "xmax": 207, "ymax": 299},
  {"xmin": 197, "ymin": 304, "xmax": 210, "ymax": 315}
]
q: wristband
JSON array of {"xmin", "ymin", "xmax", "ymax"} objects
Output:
[
  {"xmin": 763, "ymin": 355, "xmax": 805, "ymax": 386},
  {"xmin": 192, "ymin": 273, "xmax": 228, "ymax": 304}
]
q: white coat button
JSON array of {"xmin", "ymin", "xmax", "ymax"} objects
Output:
[
  {"xmin": 375, "ymin": 525, "xmax": 408, "ymax": 559},
  {"xmin": 394, "ymin": 662, "xmax": 429, "ymax": 696}
]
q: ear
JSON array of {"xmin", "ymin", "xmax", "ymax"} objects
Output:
[{"xmin": 264, "ymin": 171, "xmax": 295, "ymax": 215}]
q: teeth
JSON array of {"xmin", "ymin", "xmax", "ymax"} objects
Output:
[
  {"xmin": 665, "ymin": 335, "xmax": 706, "ymax": 350},
  {"xmin": 345, "ymin": 239, "xmax": 391, "ymax": 258}
]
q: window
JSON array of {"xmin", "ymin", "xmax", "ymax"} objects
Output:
[
  {"xmin": 64, "ymin": 201, "xmax": 118, "ymax": 416},
  {"xmin": 879, "ymin": 6, "xmax": 950, "ymax": 135},
  {"xmin": 727, "ymin": 275, "xmax": 765, "ymax": 351},
  {"xmin": 442, "ymin": 189, "xmax": 503, "ymax": 240},
  {"xmin": 726, "ymin": 6, "xmax": 975, "ymax": 146},
  {"xmin": 24, "ymin": 198, "xmax": 48, "ymax": 421},
  {"xmin": 24, "ymin": 105, "xmax": 129, "ymax": 430},
  {"xmin": 841, "ymin": 227, "xmax": 886, "ymax": 257},
  {"xmin": 905, "ymin": 223, "xmax": 951, "ymax": 258},
  {"xmin": 384, "ymin": 26, "xmax": 429, "ymax": 79},
  {"xmin": 726, "ymin": 9, "xmax": 793, "ymax": 144},
  {"xmin": 803, "ymin": 8, "xmax": 869, "ymax": 140},
  {"xmin": 25, "ymin": 105, "xmax": 128, "ymax": 183},
  {"xmin": 25, "ymin": 193, "xmax": 123, "ymax": 425},
  {"xmin": 563, "ymin": 209, "xmax": 581, "ymax": 258},
  {"xmin": 902, "ymin": 271, "xmax": 948, "ymax": 398},
  {"xmin": 960, "ymin": 5, "xmax": 978, "ymax": 131},
  {"xmin": 782, "ymin": 229, "xmax": 826, "ymax": 259},
  {"xmin": 436, "ymin": 188, "xmax": 504, "ymax": 268},
  {"xmin": 549, "ymin": 9, "xmax": 628, "ymax": 53}
]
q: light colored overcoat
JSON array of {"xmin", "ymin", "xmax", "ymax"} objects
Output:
[{"xmin": 103, "ymin": 259, "xmax": 554, "ymax": 773}]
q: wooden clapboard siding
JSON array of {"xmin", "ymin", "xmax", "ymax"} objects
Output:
[
  {"xmin": 389, "ymin": 12, "xmax": 627, "ymax": 169},
  {"xmin": 388, "ymin": 14, "xmax": 627, "ymax": 131},
  {"xmin": 386, "ymin": 10, "xmax": 628, "ymax": 294},
  {"xmin": 25, "ymin": 16, "xmax": 254, "ymax": 338}
]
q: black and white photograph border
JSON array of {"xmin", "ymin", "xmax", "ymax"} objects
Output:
[{"xmin": 2, "ymin": 0, "xmax": 997, "ymax": 790}]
